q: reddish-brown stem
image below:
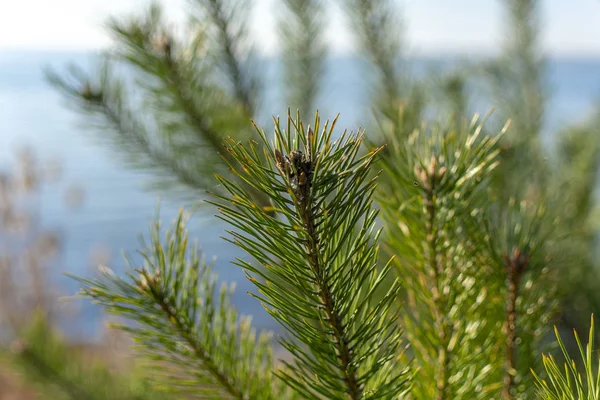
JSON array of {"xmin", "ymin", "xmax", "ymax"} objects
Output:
[
  {"xmin": 298, "ymin": 194, "xmax": 362, "ymax": 399},
  {"xmin": 421, "ymin": 158, "xmax": 451, "ymax": 400},
  {"xmin": 502, "ymin": 248, "xmax": 529, "ymax": 400}
]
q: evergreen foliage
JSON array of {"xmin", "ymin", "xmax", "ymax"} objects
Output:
[
  {"xmin": 375, "ymin": 114, "xmax": 509, "ymax": 399},
  {"xmin": 0, "ymin": 148, "xmax": 158, "ymax": 400},
  {"xmin": 340, "ymin": 0, "xmax": 425, "ymax": 138},
  {"xmin": 62, "ymin": 111, "xmax": 597, "ymax": 399},
  {"xmin": 279, "ymin": 0, "xmax": 326, "ymax": 115},
  {"xmin": 534, "ymin": 316, "xmax": 600, "ymax": 400},
  {"xmin": 46, "ymin": 2, "xmax": 263, "ymax": 202},
  {"xmin": 486, "ymin": 0, "xmax": 600, "ymax": 352},
  {"xmin": 7, "ymin": 313, "xmax": 164, "ymax": 400},
  {"xmin": 17, "ymin": 0, "xmax": 600, "ymax": 398},
  {"xmin": 484, "ymin": 197, "xmax": 563, "ymax": 399},
  {"xmin": 549, "ymin": 114, "xmax": 600, "ymax": 342},
  {"xmin": 210, "ymin": 112, "xmax": 410, "ymax": 399},
  {"xmin": 68, "ymin": 211, "xmax": 292, "ymax": 399}
]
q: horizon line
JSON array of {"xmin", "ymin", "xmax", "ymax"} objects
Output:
[{"xmin": 2, "ymin": 47, "xmax": 600, "ymax": 60}]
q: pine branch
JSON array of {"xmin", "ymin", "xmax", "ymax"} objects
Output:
[
  {"xmin": 533, "ymin": 315, "xmax": 600, "ymax": 399},
  {"xmin": 502, "ymin": 248, "xmax": 530, "ymax": 399},
  {"xmin": 487, "ymin": 2, "xmax": 600, "ymax": 387},
  {"xmin": 68, "ymin": 210, "xmax": 289, "ymax": 400},
  {"xmin": 483, "ymin": 198, "xmax": 562, "ymax": 399},
  {"xmin": 104, "ymin": 4, "xmax": 227, "ymax": 151},
  {"xmin": 550, "ymin": 117, "xmax": 600, "ymax": 340},
  {"xmin": 341, "ymin": 0, "xmax": 401, "ymax": 103},
  {"xmin": 420, "ymin": 156, "xmax": 451, "ymax": 400},
  {"xmin": 298, "ymin": 164, "xmax": 361, "ymax": 399},
  {"xmin": 47, "ymin": 3, "xmax": 266, "ymax": 202},
  {"xmin": 376, "ymin": 114, "xmax": 508, "ymax": 399},
  {"xmin": 47, "ymin": 64, "xmax": 224, "ymax": 197},
  {"xmin": 210, "ymin": 111, "xmax": 410, "ymax": 399},
  {"xmin": 191, "ymin": 0, "xmax": 258, "ymax": 116},
  {"xmin": 340, "ymin": 0, "xmax": 425, "ymax": 135},
  {"xmin": 279, "ymin": 0, "xmax": 327, "ymax": 115},
  {"xmin": 485, "ymin": 0, "xmax": 548, "ymax": 198}
]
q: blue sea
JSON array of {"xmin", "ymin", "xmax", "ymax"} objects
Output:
[{"xmin": 1, "ymin": 51, "xmax": 600, "ymax": 339}]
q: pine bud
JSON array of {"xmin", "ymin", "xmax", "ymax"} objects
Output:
[
  {"xmin": 414, "ymin": 164, "xmax": 429, "ymax": 190},
  {"xmin": 138, "ymin": 277, "xmax": 149, "ymax": 293},
  {"xmin": 275, "ymin": 149, "xmax": 313, "ymax": 201},
  {"xmin": 153, "ymin": 269, "xmax": 162, "ymax": 284},
  {"xmin": 152, "ymin": 33, "xmax": 172, "ymax": 59},
  {"xmin": 306, "ymin": 127, "xmax": 314, "ymax": 161},
  {"xmin": 274, "ymin": 149, "xmax": 289, "ymax": 176},
  {"xmin": 437, "ymin": 166, "xmax": 447, "ymax": 181},
  {"xmin": 427, "ymin": 155, "xmax": 438, "ymax": 178},
  {"xmin": 505, "ymin": 247, "xmax": 531, "ymax": 276},
  {"xmin": 80, "ymin": 81, "xmax": 103, "ymax": 103}
]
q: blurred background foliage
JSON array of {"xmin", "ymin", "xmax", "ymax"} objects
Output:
[
  {"xmin": 2, "ymin": 0, "xmax": 600, "ymax": 398},
  {"xmin": 0, "ymin": 148, "xmax": 165, "ymax": 399}
]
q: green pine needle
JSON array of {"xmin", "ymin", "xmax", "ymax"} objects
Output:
[
  {"xmin": 67, "ymin": 210, "xmax": 290, "ymax": 400},
  {"xmin": 534, "ymin": 315, "xmax": 600, "ymax": 399},
  {"xmin": 210, "ymin": 111, "xmax": 410, "ymax": 399},
  {"xmin": 376, "ymin": 113, "xmax": 509, "ymax": 399}
]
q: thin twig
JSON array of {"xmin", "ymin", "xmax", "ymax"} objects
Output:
[
  {"xmin": 288, "ymin": 149, "xmax": 363, "ymax": 399},
  {"xmin": 502, "ymin": 248, "xmax": 529, "ymax": 399},
  {"xmin": 421, "ymin": 156, "xmax": 451, "ymax": 400},
  {"xmin": 146, "ymin": 281, "xmax": 246, "ymax": 400}
]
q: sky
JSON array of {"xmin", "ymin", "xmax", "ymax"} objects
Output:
[{"xmin": 0, "ymin": 0, "xmax": 599, "ymax": 56}]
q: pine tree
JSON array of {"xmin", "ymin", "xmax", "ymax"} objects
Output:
[
  {"xmin": 69, "ymin": 113, "xmax": 411, "ymax": 399},
  {"xmin": 374, "ymin": 114, "xmax": 510, "ymax": 399},
  {"xmin": 483, "ymin": 0, "xmax": 600, "ymax": 381},
  {"xmin": 62, "ymin": 110, "xmax": 600, "ymax": 399},
  {"xmin": 38, "ymin": 0, "xmax": 600, "ymax": 398}
]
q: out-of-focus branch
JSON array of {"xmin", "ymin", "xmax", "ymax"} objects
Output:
[
  {"xmin": 192, "ymin": 0, "xmax": 259, "ymax": 117},
  {"xmin": 279, "ymin": 0, "xmax": 327, "ymax": 115}
]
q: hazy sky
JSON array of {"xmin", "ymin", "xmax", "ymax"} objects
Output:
[{"xmin": 1, "ymin": 0, "xmax": 599, "ymax": 56}]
